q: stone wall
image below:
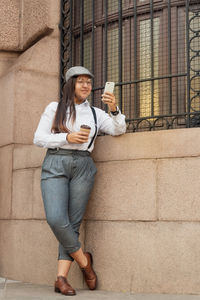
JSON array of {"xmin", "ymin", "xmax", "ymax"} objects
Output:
[
  {"xmin": 1, "ymin": 0, "xmax": 200, "ymax": 295},
  {"xmin": 87, "ymin": 130, "xmax": 200, "ymax": 294}
]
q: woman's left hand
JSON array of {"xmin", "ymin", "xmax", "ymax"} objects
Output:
[{"xmin": 101, "ymin": 92, "xmax": 117, "ymax": 112}]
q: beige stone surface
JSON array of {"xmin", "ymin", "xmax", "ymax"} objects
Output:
[
  {"xmin": 47, "ymin": 0, "xmax": 60, "ymax": 28},
  {"xmin": 13, "ymin": 145, "xmax": 46, "ymax": 170},
  {"xmin": 0, "ymin": 0, "xmax": 60, "ymax": 51},
  {"xmin": 11, "ymin": 34, "xmax": 60, "ymax": 75},
  {"xmin": 92, "ymin": 128, "xmax": 200, "ymax": 162},
  {"xmin": 85, "ymin": 220, "xmax": 200, "ymax": 294},
  {"xmin": 0, "ymin": 0, "xmax": 20, "ymax": 50},
  {"xmin": 0, "ymin": 145, "xmax": 13, "ymax": 219},
  {"xmin": 0, "ymin": 52, "xmax": 19, "ymax": 77},
  {"xmin": 13, "ymin": 69, "xmax": 59, "ymax": 144},
  {"xmin": 0, "ymin": 65, "xmax": 59, "ymax": 147},
  {"xmin": 12, "ymin": 169, "xmax": 33, "ymax": 219},
  {"xmin": 85, "ymin": 160, "xmax": 157, "ymax": 221},
  {"xmin": 22, "ymin": 0, "xmax": 51, "ymax": 50},
  {"xmin": 0, "ymin": 71, "xmax": 14, "ymax": 146},
  {"xmin": 32, "ymin": 168, "xmax": 45, "ymax": 219},
  {"xmin": 0, "ymin": 40, "xmax": 59, "ymax": 146},
  {"xmin": 158, "ymin": 157, "xmax": 200, "ymax": 221},
  {"xmin": 0, "ymin": 220, "xmax": 85, "ymax": 287}
]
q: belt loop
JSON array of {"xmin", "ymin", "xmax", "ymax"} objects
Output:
[
  {"xmin": 48, "ymin": 147, "xmax": 60, "ymax": 154},
  {"xmin": 54, "ymin": 147, "xmax": 59, "ymax": 154}
]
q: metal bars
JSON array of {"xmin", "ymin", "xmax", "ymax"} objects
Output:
[
  {"xmin": 168, "ymin": 0, "xmax": 172, "ymax": 114},
  {"xmin": 118, "ymin": 0, "xmax": 123, "ymax": 110},
  {"xmin": 186, "ymin": 0, "xmax": 191, "ymax": 127},
  {"xmin": 133, "ymin": 0, "xmax": 138, "ymax": 119},
  {"xmin": 60, "ymin": 0, "xmax": 200, "ymax": 132},
  {"xmin": 80, "ymin": 0, "xmax": 84, "ymax": 65},
  {"xmin": 150, "ymin": 0, "xmax": 154, "ymax": 116}
]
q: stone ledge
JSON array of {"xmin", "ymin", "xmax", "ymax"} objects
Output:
[{"xmin": 92, "ymin": 128, "xmax": 200, "ymax": 162}]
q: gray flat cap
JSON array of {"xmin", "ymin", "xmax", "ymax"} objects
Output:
[{"xmin": 65, "ymin": 66, "xmax": 94, "ymax": 82}]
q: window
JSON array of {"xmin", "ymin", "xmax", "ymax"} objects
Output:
[{"xmin": 60, "ymin": 0, "xmax": 200, "ymax": 131}]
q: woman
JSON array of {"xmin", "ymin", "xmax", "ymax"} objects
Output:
[{"xmin": 34, "ymin": 66, "xmax": 126, "ymax": 296}]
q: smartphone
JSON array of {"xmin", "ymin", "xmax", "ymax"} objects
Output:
[{"xmin": 103, "ymin": 82, "xmax": 115, "ymax": 94}]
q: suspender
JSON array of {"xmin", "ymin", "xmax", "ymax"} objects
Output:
[{"xmin": 87, "ymin": 106, "xmax": 97, "ymax": 150}]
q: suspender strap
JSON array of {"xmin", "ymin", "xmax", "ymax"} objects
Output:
[{"xmin": 88, "ymin": 106, "xmax": 97, "ymax": 150}]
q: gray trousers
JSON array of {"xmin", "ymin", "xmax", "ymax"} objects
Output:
[{"xmin": 41, "ymin": 149, "xmax": 97, "ymax": 261}]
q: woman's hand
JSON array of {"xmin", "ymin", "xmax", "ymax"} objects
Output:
[
  {"xmin": 101, "ymin": 92, "xmax": 117, "ymax": 112},
  {"xmin": 67, "ymin": 131, "xmax": 89, "ymax": 144}
]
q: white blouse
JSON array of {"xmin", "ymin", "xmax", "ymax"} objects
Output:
[{"xmin": 33, "ymin": 100, "xmax": 126, "ymax": 152}]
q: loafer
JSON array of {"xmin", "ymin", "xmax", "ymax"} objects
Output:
[
  {"xmin": 55, "ymin": 276, "xmax": 76, "ymax": 296},
  {"xmin": 81, "ymin": 252, "xmax": 97, "ymax": 290}
]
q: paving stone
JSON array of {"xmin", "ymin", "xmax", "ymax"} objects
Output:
[{"xmin": 2, "ymin": 279, "xmax": 200, "ymax": 300}]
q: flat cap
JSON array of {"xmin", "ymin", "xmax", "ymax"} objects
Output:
[{"xmin": 65, "ymin": 66, "xmax": 94, "ymax": 82}]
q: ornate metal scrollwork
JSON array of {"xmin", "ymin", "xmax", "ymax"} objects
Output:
[
  {"xmin": 60, "ymin": 0, "xmax": 72, "ymax": 98},
  {"xmin": 188, "ymin": 2, "xmax": 200, "ymax": 127}
]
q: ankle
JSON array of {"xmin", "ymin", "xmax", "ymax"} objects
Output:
[
  {"xmin": 56, "ymin": 275, "xmax": 66, "ymax": 280},
  {"xmin": 80, "ymin": 255, "xmax": 88, "ymax": 269}
]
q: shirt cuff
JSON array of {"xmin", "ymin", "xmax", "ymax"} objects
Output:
[{"xmin": 110, "ymin": 106, "xmax": 120, "ymax": 117}]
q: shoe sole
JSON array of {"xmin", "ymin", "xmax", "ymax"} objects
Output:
[{"xmin": 55, "ymin": 287, "xmax": 76, "ymax": 296}]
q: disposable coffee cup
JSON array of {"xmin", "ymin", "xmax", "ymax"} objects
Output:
[{"xmin": 80, "ymin": 125, "xmax": 91, "ymax": 135}]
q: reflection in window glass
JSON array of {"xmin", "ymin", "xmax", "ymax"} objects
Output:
[
  {"xmin": 107, "ymin": 27, "xmax": 119, "ymax": 81},
  {"xmin": 84, "ymin": 0, "xmax": 92, "ymax": 23},
  {"xmin": 139, "ymin": 17, "xmax": 160, "ymax": 117},
  {"xmin": 84, "ymin": 35, "xmax": 92, "ymax": 103},
  {"xmin": 107, "ymin": 0, "xmax": 125, "ymax": 14},
  {"xmin": 107, "ymin": 27, "xmax": 119, "ymax": 100}
]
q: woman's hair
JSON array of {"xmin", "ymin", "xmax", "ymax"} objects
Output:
[{"xmin": 51, "ymin": 77, "xmax": 77, "ymax": 133}]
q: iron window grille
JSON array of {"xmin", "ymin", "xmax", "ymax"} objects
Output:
[{"xmin": 60, "ymin": 0, "xmax": 200, "ymax": 132}]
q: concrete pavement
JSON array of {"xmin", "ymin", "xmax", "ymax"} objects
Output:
[{"xmin": 1, "ymin": 278, "xmax": 200, "ymax": 300}]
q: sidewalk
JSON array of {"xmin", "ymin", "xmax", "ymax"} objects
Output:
[{"xmin": 1, "ymin": 278, "xmax": 200, "ymax": 300}]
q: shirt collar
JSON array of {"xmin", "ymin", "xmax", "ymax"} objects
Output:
[{"xmin": 75, "ymin": 100, "xmax": 90, "ymax": 107}]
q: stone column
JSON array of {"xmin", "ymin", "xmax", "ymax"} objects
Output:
[{"xmin": 0, "ymin": 0, "xmax": 84, "ymax": 288}]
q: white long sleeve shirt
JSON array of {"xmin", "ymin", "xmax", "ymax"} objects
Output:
[{"xmin": 33, "ymin": 100, "xmax": 126, "ymax": 152}]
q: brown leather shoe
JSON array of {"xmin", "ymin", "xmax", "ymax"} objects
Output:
[
  {"xmin": 55, "ymin": 276, "xmax": 76, "ymax": 296},
  {"xmin": 81, "ymin": 252, "xmax": 97, "ymax": 290}
]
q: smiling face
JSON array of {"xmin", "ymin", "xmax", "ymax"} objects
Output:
[{"xmin": 74, "ymin": 75, "xmax": 92, "ymax": 104}]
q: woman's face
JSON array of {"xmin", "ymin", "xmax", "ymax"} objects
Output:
[{"xmin": 74, "ymin": 75, "xmax": 92, "ymax": 104}]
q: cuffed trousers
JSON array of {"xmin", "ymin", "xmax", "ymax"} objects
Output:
[{"xmin": 41, "ymin": 149, "xmax": 97, "ymax": 261}]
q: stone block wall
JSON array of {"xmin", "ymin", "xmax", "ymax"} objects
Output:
[
  {"xmin": 1, "ymin": 0, "xmax": 200, "ymax": 295},
  {"xmin": 0, "ymin": 0, "xmax": 86, "ymax": 288},
  {"xmin": 85, "ymin": 130, "xmax": 200, "ymax": 294}
]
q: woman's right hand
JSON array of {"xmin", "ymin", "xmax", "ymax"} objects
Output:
[{"xmin": 67, "ymin": 131, "xmax": 89, "ymax": 144}]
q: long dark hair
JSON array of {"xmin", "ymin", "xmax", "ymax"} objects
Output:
[{"xmin": 51, "ymin": 77, "xmax": 77, "ymax": 133}]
